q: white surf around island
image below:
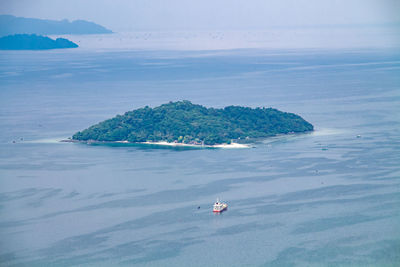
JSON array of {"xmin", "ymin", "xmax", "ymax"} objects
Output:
[
  {"xmin": 28, "ymin": 138, "xmax": 251, "ymax": 148},
  {"xmin": 28, "ymin": 131, "xmax": 339, "ymax": 149},
  {"xmin": 139, "ymin": 141, "xmax": 250, "ymax": 149}
]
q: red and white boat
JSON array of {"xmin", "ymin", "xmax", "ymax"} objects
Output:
[{"xmin": 213, "ymin": 198, "xmax": 228, "ymax": 213}]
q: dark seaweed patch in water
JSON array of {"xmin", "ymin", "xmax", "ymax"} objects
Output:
[
  {"xmin": 213, "ymin": 222, "xmax": 280, "ymax": 236},
  {"xmin": 291, "ymin": 214, "xmax": 391, "ymax": 234},
  {"xmin": 267, "ymin": 239, "xmax": 400, "ymax": 266}
]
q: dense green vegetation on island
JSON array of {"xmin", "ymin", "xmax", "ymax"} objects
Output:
[
  {"xmin": 0, "ymin": 15, "xmax": 112, "ymax": 36},
  {"xmin": 0, "ymin": 34, "xmax": 78, "ymax": 50},
  {"xmin": 72, "ymin": 101, "xmax": 313, "ymax": 145}
]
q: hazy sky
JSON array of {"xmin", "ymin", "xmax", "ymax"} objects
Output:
[{"xmin": 1, "ymin": 0, "xmax": 399, "ymax": 31}]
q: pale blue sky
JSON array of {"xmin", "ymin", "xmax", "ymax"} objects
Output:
[{"xmin": 1, "ymin": 0, "xmax": 399, "ymax": 31}]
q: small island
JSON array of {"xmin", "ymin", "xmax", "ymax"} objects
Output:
[
  {"xmin": 71, "ymin": 101, "xmax": 313, "ymax": 147},
  {"xmin": 0, "ymin": 34, "xmax": 78, "ymax": 50}
]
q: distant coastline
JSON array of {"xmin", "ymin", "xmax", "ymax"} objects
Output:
[{"xmin": 0, "ymin": 15, "xmax": 112, "ymax": 36}]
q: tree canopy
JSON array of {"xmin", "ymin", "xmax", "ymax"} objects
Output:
[{"xmin": 72, "ymin": 101, "xmax": 313, "ymax": 145}]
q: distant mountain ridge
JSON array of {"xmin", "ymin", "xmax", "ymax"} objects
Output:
[
  {"xmin": 0, "ymin": 15, "xmax": 112, "ymax": 36},
  {"xmin": 0, "ymin": 34, "xmax": 78, "ymax": 50}
]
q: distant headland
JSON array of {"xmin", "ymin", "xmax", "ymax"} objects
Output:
[
  {"xmin": 0, "ymin": 15, "xmax": 112, "ymax": 36},
  {"xmin": 70, "ymin": 101, "xmax": 313, "ymax": 147},
  {"xmin": 0, "ymin": 34, "xmax": 78, "ymax": 50}
]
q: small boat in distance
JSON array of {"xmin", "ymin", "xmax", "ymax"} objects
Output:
[{"xmin": 213, "ymin": 198, "xmax": 228, "ymax": 213}]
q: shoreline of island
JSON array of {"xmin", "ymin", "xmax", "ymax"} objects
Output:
[
  {"xmin": 60, "ymin": 139, "xmax": 250, "ymax": 149},
  {"xmin": 140, "ymin": 141, "xmax": 250, "ymax": 148}
]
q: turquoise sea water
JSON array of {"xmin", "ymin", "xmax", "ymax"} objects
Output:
[{"xmin": 0, "ymin": 48, "xmax": 399, "ymax": 266}]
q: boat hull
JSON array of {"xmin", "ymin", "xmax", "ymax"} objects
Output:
[
  {"xmin": 213, "ymin": 208, "xmax": 227, "ymax": 213},
  {"xmin": 213, "ymin": 205, "xmax": 228, "ymax": 213}
]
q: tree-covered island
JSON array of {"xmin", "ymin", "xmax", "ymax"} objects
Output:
[
  {"xmin": 72, "ymin": 101, "xmax": 313, "ymax": 146},
  {"xmin": 0, "ymin": 34, "xmax": 78, "ymax": 50}
]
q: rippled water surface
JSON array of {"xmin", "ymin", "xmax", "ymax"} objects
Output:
[{"xmin": 0, "ymin": 48, "xmax": 399, "ymax": 266}]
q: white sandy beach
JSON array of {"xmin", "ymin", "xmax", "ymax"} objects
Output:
[
  {"xmin": 57, "ymin": 139, "xmax": 249, "ymax": 148},
  {"xmin": 141, "ymin": 141, "xmax": 250, "ymax": 149}
]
